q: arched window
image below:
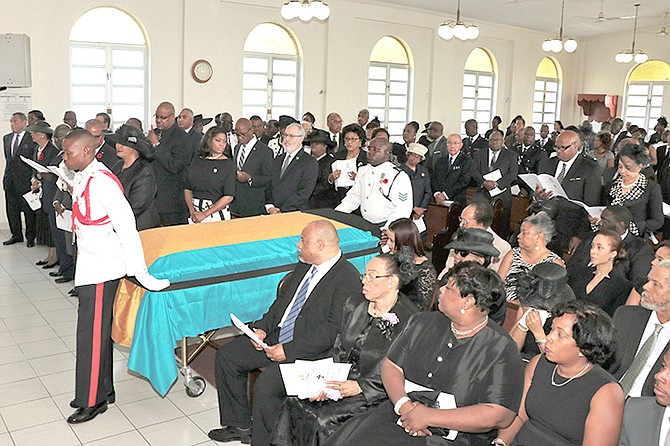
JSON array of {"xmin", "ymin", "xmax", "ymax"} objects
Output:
[
  {"xmin": 367, "ymin": 36, "xmax": 412, "ymax": 139},
  {"xmin": 461, "ymin": 48, "xmax": 495, "ymax": 131},
  {"xmin": 70, "ymin": 7, "xmax": 147, "ymax": 129},
  {"xmin": 243, "ymin": 23, "xmax": 300, "ymax": 120},
  {"xmin": 624, "ymin": 60, "xmax": 670, "ymax": 131},
  {"xmin": 533, "ymin": 57, "xmax": 561, "ymax": 132}
]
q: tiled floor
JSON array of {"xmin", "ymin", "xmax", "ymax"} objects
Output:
[{"xmin": 0, "ymin": 229, "xmax": 243, "ymax": 446}]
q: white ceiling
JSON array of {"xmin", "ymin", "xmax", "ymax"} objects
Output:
[{"xmin": 363, "ymin": 0, "xmax": 668, "ymax": 39}]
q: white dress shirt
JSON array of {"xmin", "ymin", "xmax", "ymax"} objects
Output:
[
  {"xmin": 626, "ymin": 312, "xmax": 670, "ymax": 397},
  {"xmin": 554, "ymin": 153, "xmax": 579, "ymax": 179},
  {"xmin": 659, "ymin": 407, "xmax": 670, "ymax": 446}
]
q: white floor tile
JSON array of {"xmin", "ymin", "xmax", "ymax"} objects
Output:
[
  {"xmin": 10, "ymin": 420, "xmax": 80, "ymax": 446},
  {"xmin": 32, "ymin": 298, "xmax": 75, "ymax": 313},
  {"xmin": 29, "ymin": 351, "xmax": 75, "ymax": 376},
  {"xmin": 82, "ymin": 430, "xmax": 149, "ymax": 446},
  {"xmin": 0, "ymin": 360, "xmax": 36, "ymax": 384},
  {"xmin": 39, "ymin": 369, "xmax": 75, "ymax": 398},
  {"xmin": 118, "ymin": 397, "xmax": 183, "ymax": 429},
  {"xmin": 0, "ymin": 397, "xmax": 62, "ymax": 431},
  {"xmin": 68, "ymin": 406, "xmax": 135, "ymax": 444},
  {"xmin": 186, "ymin": 408, "xmax": 219, "ymax": 435},
  {"xmin": 41, "ymin": 308, "xmax": 78, "ymax": 325},
  {"xmin": 0, "ymin": 345, "xmax": 25, "ymax": 365},
  {"xmin": 51, "ymin": 320, "xmax": 77, "ymax": 338},
  {"xmin": 114, "ymin": 378, "xmax": 162, "ymax": 405},
  {"xmin": 0, "ymin": 433, "xmax": 13, "ymax": 446},
  {"xmin": 19, "ymin": 337, "xmax": 70, "ymax": 360},
  {"xmin": 139, "ymin": 418, "xmax": 210, "ymax": 446},
  {"xmin": 0, "ymin": 377, "xmax": 48, "ymax": 408},
  {"xmin": 0, "ymin": 303, "xmax": 37, "ymax": 319},
  {"xmin": 2, "ymin": 314, "xmax": 47, "ymax": 331},
  {"xmin": 167, "ymin": 383, "xmax": 218, "ymax": 416},
  {"xmin": 0, "ymin": 294, "xmax": 29, "ymax": 307},
  {"xmin": 62, "ymin": 335, "xmax": 76, "ymax": 352},
  {"xmin": 10, "ymin": 324, "xmax": 59, "ymax": 344}
]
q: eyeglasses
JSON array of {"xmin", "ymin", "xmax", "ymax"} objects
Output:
[
  {"xmin": 555, "ymin": 141, "xmax": 575, "ymax": 151},
  {"xmin": 284, "ymin": 134, "xmax": 302, "ymax": 138},
  {"xmin": 154, "ymin": 113, "xmax": 174, "ymax": 120},
  {"xmin": 456, "ymin": 250, "xmax": 472, "ymax": 257},
  {"xmin": 360, "ymin": 273, "xmax": 391, "ymax": 282},
  {"xmin": 344, "ymin": 137, "xmax": 360, "ymax": 142},
  {"xmin": 235, "ymin": 129, "xmax": 251, "ymax": 137}
]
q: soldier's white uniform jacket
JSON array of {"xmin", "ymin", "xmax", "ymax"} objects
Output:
[
  {"xmin": 335, "ymin": 161, "xmax": 413, "ymax": 228},
  {"xmin": 71, "ymin": 160, "xmax": 154, "ymax": 287}
]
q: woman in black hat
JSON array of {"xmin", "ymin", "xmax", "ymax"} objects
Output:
[
  {"xmin": 184, "ymin": 126, "xmax": 235, "ymax": 223},
  {"xmin": 306, "ymin": 129, "xmax": 339, "ymax": 209},
  {"xmin": 27, "ymin": 121, "xmax": 58, "ymax": 254},
  {"xmin": 109, "ymin": 124, "xmax": 160, "ymax": 231},
  {"xmin": 510, "ymin": 262, "xmax": 575, "ymax": 361}
]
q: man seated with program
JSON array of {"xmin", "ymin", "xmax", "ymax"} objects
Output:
[
  {"xmin": 208, "ymin": 220, "xmax": 362, "ymax": 445},
  {"xmin": 620, "ymin": 349, "xmax": 670, "ymax": 445},
  {"xmin": 335, "ymin": 137, "xmax": 412, "ymax": 229}
]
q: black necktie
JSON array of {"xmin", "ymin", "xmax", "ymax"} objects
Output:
[{"xmin": 12, "ymin": 133, "xmax": 20, "ymax": 156}]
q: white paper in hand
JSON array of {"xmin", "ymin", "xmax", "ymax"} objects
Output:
[
  {"xmin": 56, "ymin": 210, "xmax": 73, "ymax": 232},
  {"xmin": 22, "ymin": 191, "xmax": 41, "ymax": 211},
  {"xmin": 230, "ymin": 313, "xmax": 269, "ymax": 349}
]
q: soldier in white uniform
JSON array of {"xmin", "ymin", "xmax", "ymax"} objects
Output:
[
  {"xmin": 62, "ymin": 129, "xmax": 169, "ymax": 424},
  {"xmin": 335, "ymin": 137, "xmax": 413, "ymax": 229}
]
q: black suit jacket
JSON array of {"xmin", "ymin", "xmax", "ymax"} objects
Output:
[
  {"xmin": 472, "ymin": 148, "xmax": 519, "ymax": 202},
  {"xmin": 604, "ymin": 177, "xmax": 665, "ymax": 235},
  {"xmin": 186, "ymin": 127, "xmax": 202, "ymax": 158},
  {"xmin": 430, "ymin": 152, "xmax": 473, "ymax": 205},
  {"xmin": 610, "ymin": 306, "xmax": 670, "ymax": 397},
  {"xmin": 267, "ymin": 150, "xmax": 318, "ymax": 212},
  {"xmin": 251, "ymin": 256, "xmax": 362, "ymax": 362},
  {"xmin": 511, "ymin": 143, "xmax": 547, "ymax": 175},
  {"xmin": 112, "ymin": 158, "xmax": 160, "ymax": 231},
  {"xmin": 309, "ymin": 153, "xmax": 339, "ymax": 209},
  {"xmin": 3, "ymin": 132, "xmax": 36, "ymax": 192},
  {"xmin": 612, "ymin": 131, "xmax": 630, "ymax": 152},
  {"xmin": 231, "ymin": 139, "xmax": 273, "ymax": 217},
  {"xmin": 38, "ymin": 144, "xmax": 61, "ymax": 215},
  {"xmin": 149, "ymin": 124, "xmax": 192, "ymax": 218},
  {"xmin": 536, "ymin": 137, "xmax": 554, "ymax": 153},
  {"xmin": 539, "ymin": 155, "xmax": 602, "ymax": 206},
  {"xmin": 95, "ymin": 142, "xmax": 121, "ymax": 170},
  {"xmin": 656, "ymin": 143, "xmax": 668, "ymax": 175},
  {"xmin": 462, "ymin": 134, "xmax": 488, "ymax": 157}
]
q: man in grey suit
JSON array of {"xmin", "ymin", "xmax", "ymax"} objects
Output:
[
  {"xmin": 610, "ymin": 261, "xmax": 670, "ymax": 398},
  {"xmin": 425, "ymin": 121, "xmax": 447, "ymax": 171},
  {"xmin": 177, "ymin": 108, "xmax": 202, "ymax": 157},
  {"xmin": 619, "ymin": 349, "xmax": 670, "ymax": 445},
  {"xmin": 231, "ymin": 118, "xmax": 273, "ymax": 217}
]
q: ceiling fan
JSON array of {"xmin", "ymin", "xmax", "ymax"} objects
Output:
[{"xmin": 594, "ymin": 0, "xmax": 636, "ymax": 22}]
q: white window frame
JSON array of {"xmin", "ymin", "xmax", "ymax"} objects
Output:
[
  {"xmin": 460, "ymin": 70, "xmax": 494, "ymax": 132},
  {"xmin": 624, "ymin": 81, "xmax": 666, "ymax": 132},
  {"xmin": 532, "ymin": 77, "xmax": 560, "ymax": 132},
  {"xmin": 367, "ymin": 61, "xmax": 410, "ymax": 139},
  {"xmin": 242, "ymin": 52, "xmax": 299, "ymax": 121},
  {"xmin": 69, "ymin": 42, "xmax": 148, "ymax": 129}
]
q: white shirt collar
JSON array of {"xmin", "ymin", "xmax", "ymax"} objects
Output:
[{"xmin": 556, "ymin": 153, "xmax": 578, "ymax": 177}]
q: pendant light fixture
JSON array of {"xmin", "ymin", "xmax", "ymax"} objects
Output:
[
  {"xmin": 542, "ymin": 0, "xmax": 577, "ymax": 53},
  {"xmin": 437, "ymin": 0, "xmax": 479, "ymax": 41},
  {"xmin": 615, "ymin": 4, "xmax": 648, "ymax": 63},
  {"xmin": 280, "ymin": 0, "xmax": 330, "ymax": 22}
]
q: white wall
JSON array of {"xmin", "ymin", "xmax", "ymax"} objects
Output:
[{"xmin": 0, "ymin": 0, "xmax": 668, "ymax": 227}]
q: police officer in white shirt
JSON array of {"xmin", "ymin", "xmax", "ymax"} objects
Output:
[
  {"xmin": 335, "ymin": 137, "xmax": 412, "ymax": 229},
  {"xmin": 62, "ymin": 129, "xmax": 169, "ymax": 424}
]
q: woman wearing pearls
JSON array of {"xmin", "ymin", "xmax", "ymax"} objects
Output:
[{"xmin": 497, "ymin": 300, "xmax": 623, "ymax": 446}]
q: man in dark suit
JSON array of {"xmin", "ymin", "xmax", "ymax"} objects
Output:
[
  {"xmin": 537, "ymin": 130, "xmax": 602, "ymax": 256},
  {"xmin": 146, "ymin": 101, "xmax": 192, "ymax": 226},
  {"xmin": 177, "ymin": 108, "xmax": 202, "ymax": 157},
  {"xmin": 654, "ymin": 129, "xmax": 669, "ymax": 175},
  {"xmin": 431, "ymin": 134, "xmax": 474, "ymax": 206},
  {"xmin": 326, "ymin": 112, "xmax": 344, "ymax": 153},
  {"xmin": 536, "ymin": 123, "xmax": 554, "ymax": 153},
  {"xmin": 609, "ymin": 261, "xmax": 670, "ymax": 398},
  {"xmin": 306, "ymin": 129, "xmax": 339, "ymax": 209},
  {"xmin": 472, "ymin": 130, "xmax": 519, "ymax": 238},
  {"xmin": 3, "ymin": 112, "xmax": 37, "ymax": 245},
  {"xmin": 462, "ymin": 119, "xmax": 488, "ymax": 157},
  {"xmin": 568, "ymin": 206, "xmax": 653, "ymax": 293},
  {"xmin": 392, "ymin": 121, "xmax": 419, "ymax": 165},
  {"xmin": 231, "ymin": 118, "xmax": 273, "ymax": 217},
  {"xmin": 266, "ymin": 123, "xmax": 318, "ymax": 213},
  {"xmin": 619, "ymin": 350, "xmax": 670, "ymax": 445},
  {"xmin": 649, "ymin": 116, "xmax": 667, "ymax": 145},
  {"xmin": 512, "ymin": 126, "xmax": 547, "ymax": 174},
  {"xmin": 611, "ymin": 117, "xmax": 629, "ymax": 154},
  {"xmin": 208, "ymin": 220, "xmax": 362, "ymax": 445},
  {"xmin": 85, "ymin": 120, "xmax": 120, "ymax": 170},
  {"xmin": 504, "ymin": 116, "xmax": 525, "ymax": 150},
  {"xmin": 425, "ymin": 121, "xmax": 447, "ymax": 171}
]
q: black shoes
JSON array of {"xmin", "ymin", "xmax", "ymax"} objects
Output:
[
  {"xmin": 3, "ymin": 237, "xmax": 22, "ymax": 246},
  {"xmin": 66, "ymin": 401, "xmax": 108, "ymax": 424},
  {"xmin": 26, "ymin": 240, "xmax": 35, "ymax": 248},
  {"xmin": 208, "ymin": 426, "xmax": 251, "ymax": 444},
  {"xmin": 42, "ymin": 262, "xmax": 59, "ymax": 269},
  {"xmin": 49, "ymin": 271, "xmax": 63, "ymax": 277},
  {"xmin": 55, "ymin": 276, "xmax": 74, "ymax": 283},
  {"xmin": 36, "ymin": 260, "xmax": 48, "ymax": 266},
  {"xmin": 68, "ymin": 288, "xmax": 79, "ymax": 297},
  {"xmin": 70, "ymin": 391, "xmax": 115, "ymax": 409}
]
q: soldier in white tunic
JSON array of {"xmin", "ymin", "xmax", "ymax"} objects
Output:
[
  {"xmin": 62, "ymin": 129, "xmax": 169, "ymax": 424},
  {"xmin": 335, "ymin": 137, "xmax": 413, "ymax": 229}
]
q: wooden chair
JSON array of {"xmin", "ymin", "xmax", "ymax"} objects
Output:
[
  {"xmin": 424, "ymin": 202, "xmax": 451, "ymax": 251},
  {"xmin": 430, "ymin": 201, "xmax": 463, "ymax": 274},
  {"xmin": 490, "ymin": 197, "xmax": 505, "ymax": 238},
  {"xmin": 509, "ymin": 195, "xmax": 531, "ymax": 235},
  {"xmin": 247, "ymin": 271, "xmax": 293, "ymax": 407},
  {"xmin": 502, "ymin": 300, "xmax": 521, "ymax": 333}
]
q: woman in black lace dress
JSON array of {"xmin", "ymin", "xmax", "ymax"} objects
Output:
[
  {"xmin": 271, "ymin": 254, "xmax": 420, "ymax": 446},
  {"xmin": 385, "ymin": 218, "xmax": 436, "ymax": 310}
]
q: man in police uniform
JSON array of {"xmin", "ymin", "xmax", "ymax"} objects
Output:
[
  {"xmin": 62, "ymin": 129, "xmax": 169, "ymax": 424},
  {"xmin": 335, "ymin": 137, "xmax": 413, "ymax": 229}
]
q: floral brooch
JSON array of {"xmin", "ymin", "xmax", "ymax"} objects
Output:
[{"xmin": 377, "ymin": 312, "xmax": 399, "ymax": 339}]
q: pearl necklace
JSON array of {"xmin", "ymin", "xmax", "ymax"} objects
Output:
[
  {"xmin": 450, "ymin": 316, "xmax": 488, "ymax": 337},
  {"xmin": 551, "ymin": 362, "xmax": 591, "ymax": 387},
  {"xmin": 208, "ymin": 152, "xmax": 225, "ymax": 160}
]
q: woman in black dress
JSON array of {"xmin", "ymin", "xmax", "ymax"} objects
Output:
[
  {"xmin": 109, "ymin": 124, "xmax": 160, "ymax": 231},
  {"xmin": 184, "ymin": 126, "xmax": 236, "ymax": 223},
  {"xmin": 567, "ymin": 229, "xmax": 634, "ymax": 316},
  {"xmin": 384, "ymin": 218, "xmax": 436, "ymax": 310},
  {"xmin": 330, "ymin": 123, "xmax": 367, "ymax": 201},
  {"xmin": 271, "ymin": 254, "xmax": 419, "ymax": 446},
  {"xmin": 323, "ymin": 262, "xmax": 524, "ymax": 446},
  {"xmin": 497, "ymin": 300, "xmax": 623, "ymax": 446}
]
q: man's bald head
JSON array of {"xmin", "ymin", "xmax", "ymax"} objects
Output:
[
  {"xmin": 63, "ymin": 129, "xmax": 96, "ymax": 171},
  {"xmin": 155, "ymin": 102, "xmax": 176, "ymax": 130},
  {"xmin": 53, "ymin": 124, "xmax": 71, "ymax": 150},
  {"xmin": 555, "ymin": 130, "xmax": 581, "ymax": 162},
  {"xmin": 235, "ymin": 118, "xmax": 253, "ymax": 144},
  {"xmin": 297, "ymin": 220, "xmax": 341, "ymax": 264}
]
